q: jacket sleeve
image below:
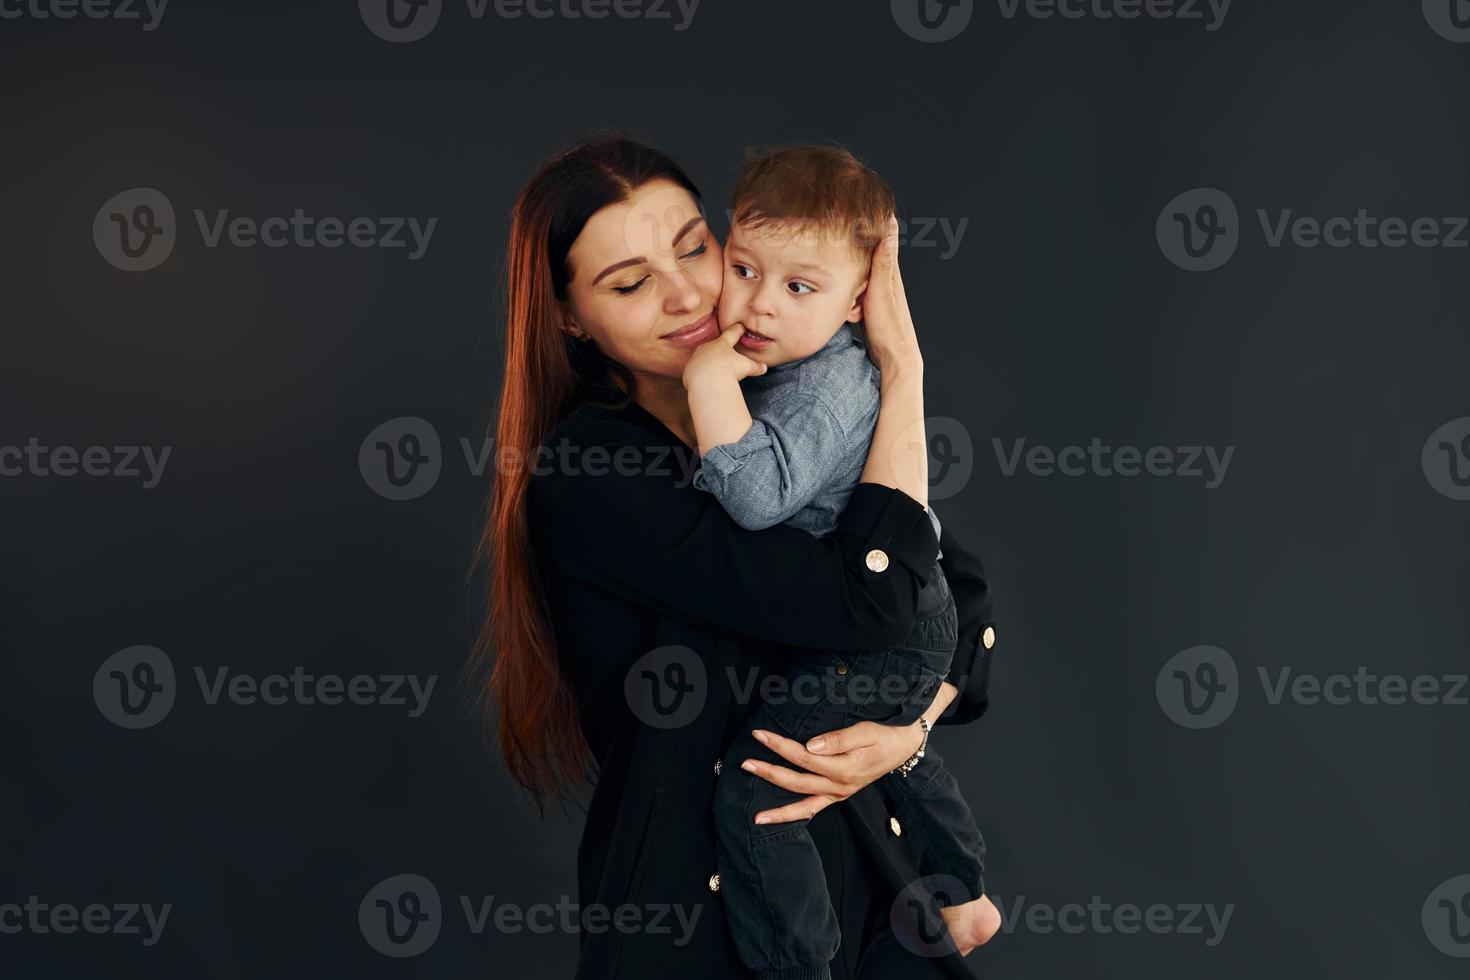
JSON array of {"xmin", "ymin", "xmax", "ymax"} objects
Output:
[
  {"xmin": 691, "ymin": 389, "xmax": 851, "ymax": 531},
  {"xmin": 528, "ymin": 415, "xmax": 941, "ymax": 653},
  {"xmin": 933, "ymin": 521, "xmax": 998, "ymax": 727}
]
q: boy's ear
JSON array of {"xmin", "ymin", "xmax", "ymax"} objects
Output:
[{"xmin": 846, "ymin": 278, "xmax": 869, "ymax": 323}]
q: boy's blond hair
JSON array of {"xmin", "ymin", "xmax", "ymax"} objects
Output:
[{"xmin": 730, "ymin": 145, "xmax": 895, "ymax": 262}]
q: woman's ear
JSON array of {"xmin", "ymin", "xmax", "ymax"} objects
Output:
[
  {"xmin": 846, "ymin": 278, "xmax": 869, "ymax": 323},
  {"xmin": 557, "ymin": 305, "xmax": 587, "ymax": 342}
]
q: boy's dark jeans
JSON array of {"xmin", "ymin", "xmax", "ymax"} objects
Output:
[{"xmin": 713, "ymin": 565, "xmax": 988, "ymax": 980}]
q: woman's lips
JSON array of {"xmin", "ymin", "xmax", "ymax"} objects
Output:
[{"xmin": 660, "ymin": 314, "xmax": 719, "ymax": 348}]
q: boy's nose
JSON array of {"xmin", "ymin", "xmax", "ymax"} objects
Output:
[{"xmin": 749, "ymin": 286, "xmax": 779, "ymax": 318}]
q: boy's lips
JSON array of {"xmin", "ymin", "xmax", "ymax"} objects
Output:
[
  {"xmin": 660, "ymin": 314, "xmax": 718, "ymax": 347},
  {"xmin": 737, "ymin": 326, "xmax": 775, "ymax": 349}
]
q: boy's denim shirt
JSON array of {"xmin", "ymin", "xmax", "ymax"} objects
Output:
[{"xmin": 692, "ymin": 322, "xmax": 944, "ymax": 556}]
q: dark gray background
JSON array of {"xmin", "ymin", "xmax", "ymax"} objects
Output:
[{"xmin": 3, "ymin": 0, "xmax": 1469, "ymax": 976}]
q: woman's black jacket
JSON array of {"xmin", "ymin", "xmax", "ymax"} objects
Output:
[{"xmin": 528, "ymin": 400, "xmax": 998, "ymax": 979}]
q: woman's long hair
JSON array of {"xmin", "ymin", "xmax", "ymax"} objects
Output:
[{"xmin": 469, "ymin": 132, "xmax": 702, "ymax": 811}]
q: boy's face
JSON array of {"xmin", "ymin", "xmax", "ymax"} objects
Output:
[{"xmin": 717, "ymin": 219, "xmax": 869, "ymax": 367}]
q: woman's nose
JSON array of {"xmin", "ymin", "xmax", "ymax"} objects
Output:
[{"xmin": 664, "ymin": 269, "xmax": 705, "ymax": 314}]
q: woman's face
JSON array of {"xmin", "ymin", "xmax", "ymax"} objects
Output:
[{"xmin": 561, "ymin": 179, "xmax": 724, "ymax": 384}]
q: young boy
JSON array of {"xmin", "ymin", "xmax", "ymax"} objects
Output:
[{"xmin": 685, "ymin": 146, "xmax": 987, "ymax": 980}]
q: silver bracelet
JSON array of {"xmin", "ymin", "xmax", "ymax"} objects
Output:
[{"xmin": 892, "ymin": 717, "xmax": 930, "ymax": 778}]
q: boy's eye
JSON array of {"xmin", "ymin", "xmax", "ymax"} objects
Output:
[
  {"xmin": 787, "ymin": 282, "xmax": 815, "ymax": 295},
  {"xmin": 613, "ymin": 276, "xmax": 648, "ymax": 295},
  {"xmin": 732, "ymin": 263, "xmax": 756, "ymax": 280}
]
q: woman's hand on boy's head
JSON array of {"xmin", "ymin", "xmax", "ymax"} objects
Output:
[
  {"xmin": 859, "ymin": 214, "xmax": 922, "ymax": 372},
  {"xmin": 681, "ymin": 320, "xmax": 768, "ymax": 391}
]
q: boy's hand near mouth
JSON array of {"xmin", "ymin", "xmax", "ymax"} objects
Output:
[{"xmin": 682, "ymin": 320, "xmax": 766, "ymax": 456}]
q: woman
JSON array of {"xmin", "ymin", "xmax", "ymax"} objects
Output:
[{"xmin": 472, "ymin": 133, "xmax": 1001, "ymax": 978}]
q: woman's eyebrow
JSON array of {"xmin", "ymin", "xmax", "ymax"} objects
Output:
[
  {"xmin": 670, "ymin": 215, "xmax": 704, "ymax": 244},
  {"xmin": 591, "ymin": 257, "xmax": 643, "ymax": 285},
  {"xmin": 590, "ymin": 216, "xmax": 706, "ymax": 286}
]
